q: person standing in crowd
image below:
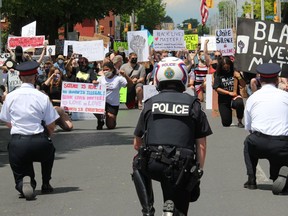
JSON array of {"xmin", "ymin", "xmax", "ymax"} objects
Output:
[
  {"xmin": 243, "ymin": 63, "xmax": 288, "ymax": 195},
  {"xmin": 0, "ymin": 61, "xmax": 59, "ymax": 200},
  {"xmin": 112, "ymin": 55, "xmax": 124, "ymax": 73},
  {"xmin": 213, "ymin": 56, "xmax": 246, "ymax": 128},
  {"xmin": 53, "ymin": 54, "xmax": 67, "ymax": 75},
  {"xmin": 120, "ymin": 52, "xmax": 145, "ymax": 109},
  {"xmin": 95, "ymin": 62, "xmax": 133, "ymax": 130},
  {"xmin": 132, "ymin": 57, "xmax": 212, "ymax": 216}
]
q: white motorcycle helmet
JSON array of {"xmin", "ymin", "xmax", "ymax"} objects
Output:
[{"xmin": 155, "ymin": 57, "xmax": 188, "ymax": 91}]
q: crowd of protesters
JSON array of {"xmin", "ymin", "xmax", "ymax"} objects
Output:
[{"xmin": 1, "ymin": 42, "xmax": 288, "ymax": 130}]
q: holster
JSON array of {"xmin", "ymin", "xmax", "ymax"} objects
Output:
[
  {"xmin": 175, "ymin": 155, "xmax": 200, "ymax": 192},
  {"xmin": 134, "ymin": 146, "xmax": 151, "ymax": 171}
]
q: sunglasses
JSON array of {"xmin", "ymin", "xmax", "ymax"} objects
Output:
[{"xmin": 214, "ymin": 55, "xmax": 221, "ymax": 58}]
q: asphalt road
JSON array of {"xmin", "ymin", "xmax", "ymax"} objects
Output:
[{"xmin": 0, "ymin": 104, "xmax": 287, "ymax": 216}]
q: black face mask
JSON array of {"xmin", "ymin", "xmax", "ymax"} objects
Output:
[
  {"xmin": 130, "ymin": 58, "xmax": 137, "ymax": 64},
  {"xmin": 222, "ymin": 69, "xmax": 230, "ymax": 73},
  {"xmin": 211, "ymin": 63, "xmax": 217, "ymax": 70}
]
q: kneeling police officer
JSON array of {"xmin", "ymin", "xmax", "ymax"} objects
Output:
[{"xmin": 132, "ymin": 57, "xmax": 212, "ymax": 216}]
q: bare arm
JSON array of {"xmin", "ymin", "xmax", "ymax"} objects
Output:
[
  {"xmin": 46, "ymin": 121, "xmax": 56, "ymax": 136},
  {"xmin": 196, "ymin": 137, "xmax": 207, "ymax": 169},
  {"xmin": 133, "ymin": 136, "xmax": 142, "ymax": 151}
]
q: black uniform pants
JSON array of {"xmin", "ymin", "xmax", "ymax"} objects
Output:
[
  {"xmin": 8, "ymin": 133, "xmax": 55, "ymax": 193},
  {"xmin": 142, "ymin": 157, "xmax": 191, "ymax": 215},
  {"xmin": 244, "ymin": 132, "xmax": 288, "ymax": 180},
  {"xmin": 218, "ymin": 97, "xmax": 244, "ymax": 127}
]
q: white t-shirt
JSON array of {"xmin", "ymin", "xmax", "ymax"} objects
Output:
[{"xmin": 98, "ymin": 75, "xmax": 127, "ymax": 106}]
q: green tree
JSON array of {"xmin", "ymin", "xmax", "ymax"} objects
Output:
[
  {"xmin": 162, "ymin": 15, "xmax": 173, "ymax": 23},
  {"xmin": 1, "ymin": 0, "xmax": 147, "ymax": 45},
  {"xmin": 135, "ymin": 0, "xmax": 166, "ymax": 32},
  {"xmin": 242, "ymin": 0, "xmax": 274, "ymax": 19},
  {"xmin": 182, "ymin": 18, "xmax": 199, "ymax": 29}
]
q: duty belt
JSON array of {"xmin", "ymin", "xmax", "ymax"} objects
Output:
[{"xmin": 149, "ymin": 146, "xmax": 181, "ymax": 166}]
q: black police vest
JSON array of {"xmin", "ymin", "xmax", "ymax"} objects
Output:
[{"xmin": 143, "ymin": 91, "xmax": 198, "ymax": 150}]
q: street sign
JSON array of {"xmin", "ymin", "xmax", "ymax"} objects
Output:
[{"xmin": 265, "ymin": 15, "xmax": 274, "ymax": 19}]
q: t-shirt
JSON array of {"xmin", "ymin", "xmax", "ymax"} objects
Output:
[
  {"xmin": 120, "ymin": 63, "xmax": 146, "ymax": 79},
  {"xmin": 97, "ymin": 75, "xmax": 127, "ymax": 106}
]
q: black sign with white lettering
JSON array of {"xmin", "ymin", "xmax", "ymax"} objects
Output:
[
  {"xmin": 235, "ymin": 18, "xmax": 288, "ymax": 74},
  {"xmin": 152, "ymin": 102, "xmax": 190, "ymax": 116}
]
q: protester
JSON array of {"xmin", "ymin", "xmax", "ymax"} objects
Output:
[
  {"xmin": 120, "ymin": 52, "xmax": 146, "ymax": 109},
  {"xmin": 0, "ymin": 61, "xmax": 59, "ymax": 200},
  {"xmin": 95, "ymin": 62, "xmax": 133, "ymax": 130},
  {"xmin": 213, "ymin": 56, "xmax": 246, "ymax": 128},
  {"xmin": 42, "ymin": 67, "xmax": 73, "ymax": 131}
]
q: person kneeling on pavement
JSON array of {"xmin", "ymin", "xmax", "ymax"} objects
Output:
[{"xmin": 131, "ymin": 57, "xmax": 213, "ymax": 216}]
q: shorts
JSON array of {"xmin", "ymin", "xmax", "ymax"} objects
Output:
[{"xmin": 106, "ymin": 103, "xmax": 119, "ymax": 115}]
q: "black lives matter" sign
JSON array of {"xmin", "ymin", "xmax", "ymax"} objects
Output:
[{"xmin": 235, "ymin": 18, "xmax": 288, "ymax": 76}]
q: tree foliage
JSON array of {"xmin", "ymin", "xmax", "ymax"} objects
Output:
[
  {"xmin": 136, "ymin": 0, "xmax": 166, "ymax": 32},
  {"xmin": 242, "ymin": 0, "xmax": 274, "ymax": 19},
  {"xmin": 182, "ymin": 18, "xmax": 199, "ymax": 29},
  {"xmin": 1, "ymin": 0, "xmax": 147, "ymax": 44}
]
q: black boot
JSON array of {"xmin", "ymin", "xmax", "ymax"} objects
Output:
[
  {"xmin": 132, "ymin": 170, "xmax": 155, "ymax": 216},
  {"xmin": 244, "ymin": 174, "xmax": 257, "ymax": 189}
]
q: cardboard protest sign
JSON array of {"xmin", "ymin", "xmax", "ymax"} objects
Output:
[
  {"xmin": 184, "ymin": 34, "xmax": 198, "ymax": 51},
  {"xmin": 8, "ymin": 36, "xmax": 45, "ymax": 50},
  {"xmin": 153, "ymin": 30, "xmax": 185, "ymax": 51},
  {"xmin": 119, "ymin": 87, "xmax": 127, "ymax": 103},
  {"xmin": 61, "ymin": 82, "xmax": 106, "ymax": 114},
  {"xmin": 63, "ymin": 40, "xmax": 104, "ymax": 61},
  {"xmin": 113, "ymin": 41, "xmax": 128, "ymax": 52},
  {"xmin": 215, "ymin": 28, "xmax": 234, "ymax": 56},
  {"xmin": 235, "ymin": 18, "xmax": 288, "ymax": 73},
  {"xmin": 21, "ymin": 21, "xmax": 36, "ymax": 37},
  {"xmin": 127, "ymin": 30, "xmax": 149, "ymax": 62},
  {"xmin": 46, "ymin": 45, "xmax": 56, "ymax": 56},
  {"xmin": 55, "ymin": 39, "xmax": 64, "ymax": 55},
  {"xmin": 8, "ymin": 70, "xmax": 22, "ymax": 92}
]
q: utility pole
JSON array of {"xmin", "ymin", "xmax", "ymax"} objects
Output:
[
  {"xmin": 276, "ymin": 0, "xmax": 281, "ymax": 22},
  {"xmin": 251, "ymin": 0, "xmax": 254, "ymax": 19}
]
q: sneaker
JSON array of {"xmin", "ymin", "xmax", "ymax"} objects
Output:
[
  {"xmin": 162, "ymin": 200, "xmax": 174, "ymax": 216},
  {"xmin": 22, "ymin": 176, "xmax": 36, "ymax": 200},
  {"xmin": 272, "ymin": 166, "xmax": 288, "ymax": 195},
  {"xmin": 237, "ymin": 122, "xmax": 244, "ymax": 128},
  {"xmin": 97, "ymin": 120, "xmax": 104, "ymax": 130},
  {"xmin": 41, "ymin": 183, "xmax": 54, "ymax": 194}
]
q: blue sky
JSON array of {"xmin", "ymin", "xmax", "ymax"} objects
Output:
[{"xmin": 163, "ymin": 0, "xmax": 246, "ymax": 24}]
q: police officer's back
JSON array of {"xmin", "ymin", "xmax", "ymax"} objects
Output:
[
  {"xmin": 132, "ymin": 57, "xmax": 212, "ymax": 216},
  {"xmin": 0, "ymin": 61, "xmax": 59, "ymax": 200}
]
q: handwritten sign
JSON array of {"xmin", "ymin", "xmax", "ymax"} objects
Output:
[
  {"xmin": 63, "ymin": 40, "xmax": 104, "ymax": 61},
  {"xmin": 21, "ymin": 21, "xmax": 36, "ymax": 37},
  {"xmin": 235, "ymin": 18, "xmax": 288, "ymax": 73},
  {"xmin": 153, "ymin": 30, "xmax": 185, "ymax": 51},
  {"xmin": 61, "ymin": 82, "xmax": 106, "ymax": 114},
  {"xmin": 8, "ymin": 36, "xmax": 45, "ymax": 50},
  {"xmin": 113, "ymin": 41, "xmax": 128, "ymax": 52},
  {"xmin": 184, "ymin": 34, "xmax": 198, "ymax": 51},
  {"xmin": 119, "ymin": 87, "xmax": 127, "ymax": 103},
  {"xmin": 8, "ymin": 70, "xmax": 22, "ymax": 92},
  {"xmin": 200, "ymin": 36, "xmax": 217, "ymax": 51},
  {"xmin": 215, "ymin": 28, "xmax": 234, "ymax": 56}
]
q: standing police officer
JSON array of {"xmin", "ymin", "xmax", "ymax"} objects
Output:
[
  {"xmin": 243, "ymin": 63, "xmax": 288, "ymax": 195},
  {"xmin": 0, "ymin": 61, "xmax": 59, "ymax": 200},
  {"xmin": 132, "ymin": 57, "xmax": 212, "ymax": 216}
]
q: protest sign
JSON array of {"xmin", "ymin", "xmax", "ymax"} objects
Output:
[
  {"xmin": 46, "ymin": 45, "xmax": 56, "ymax": 56},
  {"xmin": 200, "ymin": 36, "xmax": 217, "ymax": 51},
  {"xmin": 8, "ymin": 36, "xmax": 45, "ymax": 50},
  {"xmin": 184, "ymin": 34, "xmax": 198, "ymax": 51},
  {"xmin": 0, "ymin": 53, "xmax": 11, "ymax": 66},
  {"xmin": 127, "ymin": 30, "xmax": 149, "ymax": 62},
  {"xmin": 8, "ymin": 70, "xmax": 22, "ymax": 92},
  {"xmin": 235, "ymin": 18, "xmax": 288, "ymax": 73},
  {"xmin": 63, "ymin": 40, "xmax": 104, "ymax": 61},
  {"xmin": 153, "ymin": 30, "xmax": 185, "ymax": 51},
  {"xmin": 61, "ymin": 82, "xmax": 106, "ymax": 114},
  {"xmin": 113, "ymin": 41, "xmax": 128, "ymax": 51},
  {"xmin": 119, "ymin": 87, "xmax": 127, "ymax": 103},
  {"xmin": 215, "ymin": 28, "xmax": 234, "ymax": 56},
  {"xmin": 55, "ymin": 39, "xmax": 64, "ymax": 55},
  {"xmin": 21, "ymin": 21, "xmax": 36, "ymax": 37}
]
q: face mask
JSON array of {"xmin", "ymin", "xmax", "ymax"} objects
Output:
[
  {"xmin": 200, "ymin": 55, "xmax": 205, "ymax": 61},
  {"xmin": 104, "ymin": 71, "xmax": 113, "ymax": 78},
  {"xmin": 45, "ymin": 68, "xmax": 50, "ymax": 73},
  {"xmin": 89, "ymin": 63, "xmax": 94, "ymax": 69},
  {"xmin": 222, "ymin": 69, "xmax": 230, "ymax": 73},
  {"xmin": 130, "ymin": 58, "xmax": 137, "ymax": 64},
  {"xmin": 58, "ymin": 59, "xmax": 64, "ymax": 64},
  {"xmin": 54, "ymin": 74, "xmax": 60, "ymax": 81},
  {"xmin": 211, "ymin": 63, "xmax": 217, "ymax": 70}
]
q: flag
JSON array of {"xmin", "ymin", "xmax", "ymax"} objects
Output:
[{"xmin": 200, "ymin": 0, "xmax": 209, "ymax": 26}]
